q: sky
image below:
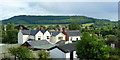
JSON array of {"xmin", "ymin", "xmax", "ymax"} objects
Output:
[{"xmin": 0, "ymin": 0, "xmax": 119, "ymax": 21}]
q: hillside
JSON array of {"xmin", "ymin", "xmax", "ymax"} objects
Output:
[{"xmin": 2, "ymin": 15, "xmax": 117, "ymax": 26}]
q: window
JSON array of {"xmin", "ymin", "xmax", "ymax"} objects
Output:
[
  {"xmin": 38, "ymin": 36, "xmax": 41, "ymax": 40},
  {"xmin": 58, "ymin": 37, "xmax": 63, "ymax": 40},
  {"xmin": 76, "ymin": 38, "xmax": 78, "ymax": 40},
  {"xmin": 38, "ymin": 38, "xmax": 41, "ymax": 40},
  {"xmin": 47, "ymin": 36, "xmax": 49, "ymax": 39},
  {"xmin": 71, "ymin": 37, "xmax": 72, "ymax": 40}
]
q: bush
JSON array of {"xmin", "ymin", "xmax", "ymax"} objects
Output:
[
  {"xmin": 37, "ymin": 50, "xmax": 50, "ymax": 59},
  {"xmin": 8, "ymin": 46, "xmax": 35, "ymax": 59}
]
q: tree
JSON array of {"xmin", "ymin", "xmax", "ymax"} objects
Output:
[
  {"xmin": 37, "ymin": 50, "xmax": 50, "ymax": 59},
  {"xmin": 2, "ymin": 24, "xmax": 5, "ymax": 31},
  {"xmin": 2, "ymin": 30, "xmax": 18, "ymax": 43},
  {"xmin": 6, "ymin": 23, "xmax": 14, "ymax": 30},
  {"xmin": 76, "ymin": 32, "xmax": 110, "ymax": 59},
  {"xmin": 8, "ymin": 46, "xmax": 35, "ymax": 60},
  {"xmin": 8, "ymin": 47, "xmax": 18, "ymax": 60},
  {"xmin": 69, "ymin": 23, "xmax": 80, "ymax": 30},
  {"xmin": 108, "ymin": 48, "xmax": 120, "ymax": 60}
]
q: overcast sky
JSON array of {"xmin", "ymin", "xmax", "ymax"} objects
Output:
[{"xmin": 0, "ymin": 0, "xmax": 119, "ymax": 21}]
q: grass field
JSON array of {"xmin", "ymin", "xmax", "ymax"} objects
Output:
[{"xmin": 82, "ymin": 23, "xmax": 94, "ymax": 27}]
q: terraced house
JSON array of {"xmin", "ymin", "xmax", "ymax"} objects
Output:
[{"xmin": 18, "ymin": 29, "xmax": 81, "ymax": 44}]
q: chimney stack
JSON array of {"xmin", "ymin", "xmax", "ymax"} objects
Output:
[
  {"xmin": 40, "ymin": 27, "xmax": 44, "ymax": 30},
  {"xmin": 62, "ymin": 28, "xmax": 67, "ymax": 32},
  {"xmin": 20, "ymin": 25, "xmax": 23, "ymax": 30},
  {"xmin": 62, "ymin": 27, "xmax": 69, "ymax": 41}
]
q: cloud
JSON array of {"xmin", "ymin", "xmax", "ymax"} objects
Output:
[
  {"xmin": 2, "ymin": 0, "xmax": 119, "ymax": 2},
  {"xmin": 28, "ymin": 2, "xmax": 118, "ymax": 21},
  {"xmin": 0, "ymin": 0, "xmax": 52, "ymax": 20},
  {"xmin": 0, "ymin": 1, "xmax": 118, "ymax": 21}
]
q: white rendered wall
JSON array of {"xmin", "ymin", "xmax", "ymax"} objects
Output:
[
  {"xmin": 29, "ymin": 35, "xmax": 35, "ymax": 40},
  {"xmin": 35, "ymin": 31, "xmax": 44, "ymax": 40},
  {"xmin": 18, "ymin": 31, "xmax": 23, "ymax": 44},
  {"xmin": 73, "ymin": 51, "xmax": 77, "ymax": 58},
  {"xmin": 22, "ymin": 35, "xmax": 29, "ymax": 44},
  {"xmin": 43, "ymin": 31, "xmax": 51, "ymax": 42},
  {"xmin": 65, "ymin": 51, "xmax": 77, "ymax": 58},
  {"xmin": 66, "ymin": 53, "xmax": 70, "ymax": 58},
  {"xmin": 69, "ymin": 36, "xmax": 81, "ymax": 41}
]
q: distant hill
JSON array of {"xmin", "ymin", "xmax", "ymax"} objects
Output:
[{"xmin": 2, "ymin": 15, "xmax": 117, "ymax": 26}]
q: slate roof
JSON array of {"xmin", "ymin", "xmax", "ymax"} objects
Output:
[
  {"xmin": 22, "ymin": 40, "xmax": 56, "ymax": 49},
  {"xmin": 30, "ymin": 30, "xmax": 39, "ymax": 36},
  {"xmin": 56, "ymin": 40, "xmax": 67, "ymax": 45},
  {"xmin": 66, "ymin": 30, "xmax": 81, "ymax": 36},
  {"xmin": 21, "ymin": 30, "xmax": 81, "ymax": 36},
  {"xmin": 26, "ymin": 40, "xmax": 50, "ymax": 46},
  {"xmin": 33, "ymin": 44, "xmax": 56, "ymax": 50},
  {"xmin": 21, "ymin": 30, "xmax": 45, "ymax": 36},
  {"xmin": 41, "ymin": 30, "xmax": 47, "ymax": 34},
  {"xmin": 49, "ymin": 31, "xmax": 60, "ymax": 36},
  {"xmin": 21, "ymin": 30, "xmax": 31, "ymax": 35},
  {"xmin": 48, "ymin": 42, "xmax": 76, "ymax": 53}
]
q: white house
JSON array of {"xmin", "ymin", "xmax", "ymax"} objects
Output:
[
  {"xmin": 18, "ymin": 30, "xmax": 44, "ymax": 44},
  {"xmin": 18, "ymin": 30, "xmax": 81, "ymax": 44},
  {"xmin": 18, "ymin": 30, "xmax": 30, "ymax": 44},
  {"xmin": 18, "ymin": 30, "xmax": 66, "ymax": 44},
  {"xmin": 48, "ymin": 42, "xmax": 78, "ymax": 59},
  {"xmin": 66, "ymin": 31, "xmax": 81, "ymax": 41},
  {"xmin": 43, "ymin": 31, "xmax": 51, "ymax": 41}
]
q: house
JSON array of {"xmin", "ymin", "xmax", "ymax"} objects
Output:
[
  {"xmin": 50, "ymin": 31, "xmax": 66, "ymax": 44},
  {"xmin": 18, "ymin": 30, "xmax": 30, "ymax": 44},
  {"xmin": 18, "ymin": 27, "xmax": 81, "ymax": 44},
  {"xmin": 15, "ymin": 25, "xmax": 29, "ymax": 30},
  {"xmin": 66, "ymin": 31, "xmax": 81, "ymax": 41},
  {"xmin": 18, "ymin": 30, "xmax": 66, "ymax": 44},
  {"xmin": 22, "ymin": 40, "xmax": 77, "ymax": 59},
  {"xmin": 48, "ymin": 42, "xmax": 78, "ymax": 59},
  {"xmin": 62, "ymin": 28, "xmax": 81, "ymax": 41}
]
